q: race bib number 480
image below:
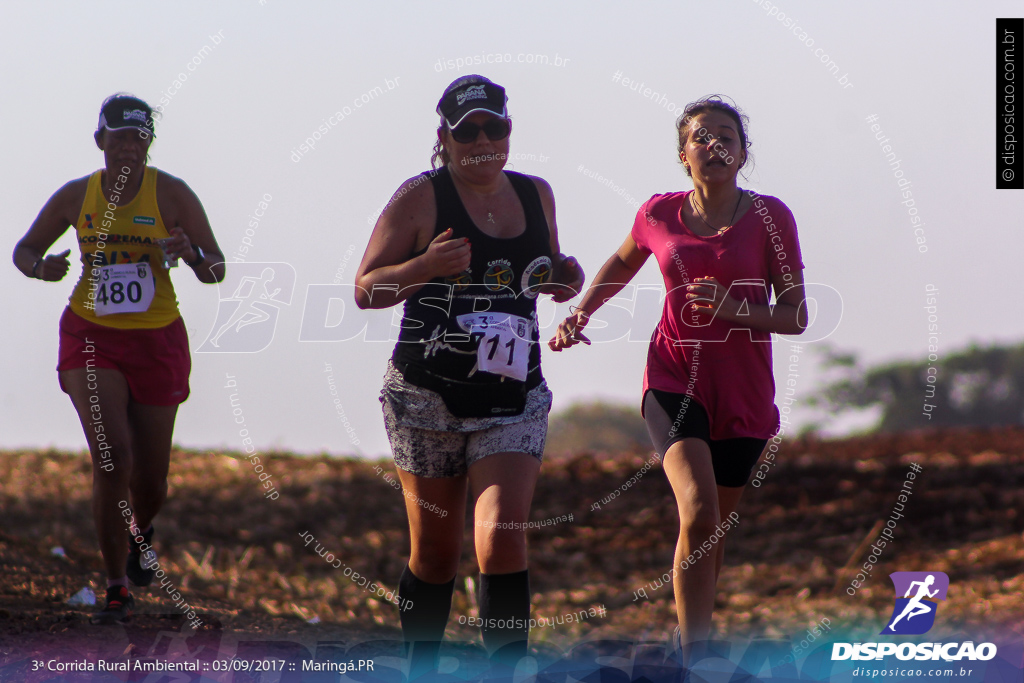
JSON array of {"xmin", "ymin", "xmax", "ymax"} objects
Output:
[
  {"xmin": 94, "ymin": 263, "xmax": 156, "ymax": 317},
  {"xmin": 456, "ymin": 313, "xmax": 534, "ymax": 382}
]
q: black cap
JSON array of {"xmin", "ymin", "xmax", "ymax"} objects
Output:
[
  {"xmin": 436, "ymin": 75, "xmax": 507, "ymax": 129},
  {"xmin": 97, "ymin": 95, "xmax": 155, "ymax": 137}
]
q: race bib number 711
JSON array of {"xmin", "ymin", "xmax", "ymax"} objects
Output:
[
  {"xmin": 94, "ymin": 262, "xmax": 156, "ymax": 316},
  {"xmin": 456, "ymin": 313, "xmax": 534, "ymax": 382}
]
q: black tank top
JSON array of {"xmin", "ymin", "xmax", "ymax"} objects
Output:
[{"xmin": 392, "ymin": 166, "xmax": 553, "ymax": 391}]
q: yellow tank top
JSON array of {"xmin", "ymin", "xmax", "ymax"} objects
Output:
[{"xmin": 69, "ymin": 167, "xmax": 181, "ymax": 329}]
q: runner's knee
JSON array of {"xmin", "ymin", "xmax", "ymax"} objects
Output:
[
  {"xmin": 410, "ymin": 549, "xmax": 460, "ymax": 583},
  {"xmin": 91, "ymin": 458, "xmax": 130, "ymax": 488},
  {"xmin": 88, "ymin": 434, "xmax": 132, "ymax": 473},
  {"xmin": 410, "ymin": 532, "xmax": 461, "ymax": 574},
  {"xmin": 475, "ymin": 521, "xmax": 527, "ymax": 567},
  {"xmin": 128, "ymin": 474, "xmax": 168, "ymax": 499},
  {"xmin": 677, "ymin": 500, "xmax": 720, "ymax": 539},
  {"xmin": 477, "ymin": 539, "xmax": 527, "ymax": 574}
]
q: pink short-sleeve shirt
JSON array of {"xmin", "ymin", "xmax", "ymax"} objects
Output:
[{"xmin": 630, "ymin": 190, "xmax": 805, "ymax": 440}]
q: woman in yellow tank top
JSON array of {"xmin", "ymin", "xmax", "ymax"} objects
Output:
[{"xmin": 13, "ymin": 93, "xmax": 225, "ymax": 625}]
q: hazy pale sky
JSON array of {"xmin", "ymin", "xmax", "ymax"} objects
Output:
[{"xmin": 3, "ymin": 0, "xmax": 1020, "ymax": 456}]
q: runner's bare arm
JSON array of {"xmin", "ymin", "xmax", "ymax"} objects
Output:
[
  {"xmin": 156, "ymin": 171, "xmax": 225, "ymax": 283},
  {"xmin": 576, "ymin": 234, "xmax": 649, "ymax": 316},
  {"xmin": 548, "ymin": 233, "xmax": 649, "ymax": 351},
  {"xmin": 686, "ymin": 269, "xmax": 807, "ymax": 334},
  {"xmin": 771, "ymin": 269, "xmax": 807, "ymax": 332},
  {"xmin": 14, "ymin": 177, "xmax": 88, "ymax": 281},
  {"xmin": 355, "ymin": 176, "xmax": 470, "ymax": 309},
  {"xmin": 529, "ymin": 175, "xmax": 585, "ymax": 303}
]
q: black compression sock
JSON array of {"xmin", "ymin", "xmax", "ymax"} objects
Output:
[
  {"xmin": 478, "ymin": 570, "xmax": 530, "ymax": 665},
  {"xmin": 398, "ymin": 565, "xmax": 456, "ymax": 679}
]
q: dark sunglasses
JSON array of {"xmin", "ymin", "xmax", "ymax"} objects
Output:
[{"xmin": 450, "ymin": 118, "xmax": 511, "ymax": 144}]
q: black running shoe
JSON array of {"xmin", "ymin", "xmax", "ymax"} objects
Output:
[
  {"xmin": 126, "ymin": 525, "xmax": 156, "ymax": 587},
  {"xmin": 90, "ymin": 586, "xmax": 134, "ymax": 625}
]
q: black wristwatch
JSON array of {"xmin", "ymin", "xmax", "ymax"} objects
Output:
[{"xmin": 184, "ymin": 245, "xmax": 205, "ymax": 267}]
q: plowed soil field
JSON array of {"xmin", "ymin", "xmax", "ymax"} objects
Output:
[{"xmin": 2, "ymin": 427, "xmax": 1022, "ymax": 673}]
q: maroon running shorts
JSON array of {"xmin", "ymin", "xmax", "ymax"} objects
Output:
[{"xmin": 57, "ymin": 307, "xmax": 191, "ymax": 406}]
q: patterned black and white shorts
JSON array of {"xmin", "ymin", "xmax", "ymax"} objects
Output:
[{"xmin": 380, "ymin": 361, "xmax": 551, "ymax": 478}]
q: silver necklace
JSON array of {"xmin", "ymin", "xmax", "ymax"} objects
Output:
[
  {"xmin": 454, "ymin": 177, "xmax": 497, "ymax": 223},
  {"xmin": 691, "ymin": 189, "xmax": 743, "ymax": 235}
]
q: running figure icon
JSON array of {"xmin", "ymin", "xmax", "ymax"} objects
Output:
[
  {"xmin": 888, "ymin": 574, "xmax": 938, "ymax": 630},
  {"xmin": 880, "ymin": 570, "xmax": 948, "ymax": 635},
  {"xmin": 209, "ymin": 267, "xmax": 281, "ymax": 347},
  {"xmin": 197, "ymin": 262, "xmax": 296, "ymax": 354}
]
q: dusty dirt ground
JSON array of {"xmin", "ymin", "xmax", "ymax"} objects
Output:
[{"xmin": 1, "ymin": 427, "xmax": 1023, "ymax": 678}]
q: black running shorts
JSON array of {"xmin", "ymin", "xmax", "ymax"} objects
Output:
[{"xmin": 644, "ymin": 389, "xmax": 768, "ymax": 488}]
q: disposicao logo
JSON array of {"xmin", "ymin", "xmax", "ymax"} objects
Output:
[
  {"xmin": 831, "ymin": 642, "xmax": 996, "ymax": 662},
  {"xmin": 881, "ymin": 571, "xmax": 948, "ymax": 635},
  {"xmin": 831, "ymin": 571, "xmax": 997, "ymax": 662}
]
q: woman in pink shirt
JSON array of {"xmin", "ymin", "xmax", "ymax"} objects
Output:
[{"xmin": 550, "ymin": 96, "xmax": 807, "ymax": 658}]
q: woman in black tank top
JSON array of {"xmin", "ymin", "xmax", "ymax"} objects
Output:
[{"xmin": 355, "ymin": 75, "xmax": 584, "ymax": 672}]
